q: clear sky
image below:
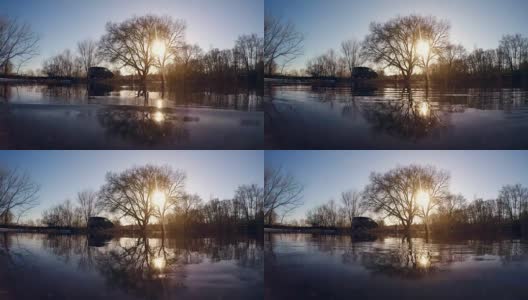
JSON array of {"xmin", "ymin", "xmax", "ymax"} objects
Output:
[
  {"xmin": 266, "ymin": 0, "xmax": 528, "ymax": 71},
  {"xmin": 0, "ymin": 0, "xmax": 263, "ymax": 72},
  {"xmin": 0, "ymin": 151, "xmax": 263, "ymax": 222},
  {"xmin": 265, "ymin": 151, "xmax": 528, "ymax": 222}
]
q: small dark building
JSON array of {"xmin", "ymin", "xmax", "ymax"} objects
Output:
[
  {"xmin": 88, "ymin": 67, "xmax": 114, "ymax": 80},
  {"xmin": 87, "ymin": 217, "xmax": 114, "ymax": 230},
  {"xmin": 352, "ymin": 67, "xmax": 378, "ymax": 79},
  {"xmin": 352, "ymin": 217, "xmax": 378, "ymax": 231}
]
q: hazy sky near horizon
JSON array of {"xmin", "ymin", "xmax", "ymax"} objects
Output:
[
  {"xmin": 0, "ymin": 0, "xmax": 263, "ymax": 72},
  {"xmin": 265, "ymin": 151, "xmax": 528, "ymax": 222},
  {"xmin": 266, "ymin": 0, "xmax": 528, "ymax": 71},
  {"xmin": 0, "ymin": 151, "xmax": 263, "ymax": 222}
]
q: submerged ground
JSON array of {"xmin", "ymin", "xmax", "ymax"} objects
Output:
[
  {"xmin": 265, "ymin": 83, "xmax": 528, "ymax": 149},
  {"xmin": 0, "ymin": 232, "xmax": 263, "ymax": 300},
  {"xmin": 0, "ymin": 83, "xmax": 263, "ymax": 149},
  {"xmin": 265, "ymin": 233, "xmax": 528, "ymax": 300}
]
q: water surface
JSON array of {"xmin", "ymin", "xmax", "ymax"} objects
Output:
[
  {"xmin": 0, "ymin": 232, "xmax": 263, "ymax": 300},
  {"xmin": 0, "ymin": 83, "xmax": 263, "ymax": 149},
  {"xmin": 265, "ymin": 84, "xmax": 528, "ymax": 149},
  {"xmin": 265, "ymin": 233, "xmax": 528, "ymax": 300}
]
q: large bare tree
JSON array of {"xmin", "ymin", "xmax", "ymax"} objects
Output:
[
  {"xmin": 235, "ymin": 33, "xmax": 264, "ymax": 74},
  {"xmin": 76, "ymin": 189, "xmax": 102, "ymax": 225},
  {"xmin": 363, "ymin": 164, "xmax": 450, "ymax": 233},
  {"xmin": 98, "ymin": 165, "xmax": 186, "ymax": 231},
  {"xmin": 363, "ymin": 15, "xmax": 450, "ymax": 82},
  {"xmin": 341, "ymin": 39, "xmax": 366, "ymax": 77},
  {"xmin": 340, "ymin": 190, "xmax": 366, "ymax": 227},
  {"xmin": 77, "ymin": 39, "xmax": 102, "ymax": 76},
  {"xmin": 264, "ymin": 167, "xmax": 303, "ymax": 225},
  {"xmin": 99, "ymin": 15, "xmax": 186, "ymax": 82},
  {"xmin": 264, "ymin": 13, "xmax": 304, "ymax": 76},
  {"xmin": 498, "ymin": 184, "xmax": 528, "ymax": 222},
  {"xmin": 234, "ymin": 184, "xmax": 264, "ymax": 224},
  {"xmin": 0, "ymin": 16, "xmax": 39, "ymax": 75},
  {"xmin": 0, "ymin": 166, "xmax": 40, "ymax": 225},
  {"xmin": 499, "ymin": 34, "xmax": 528, "ymax": 72}
]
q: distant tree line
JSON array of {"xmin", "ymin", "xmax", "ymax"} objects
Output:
[
  {"xmin": 38, "ymin": 14, "xmax": 263, "ymax": 85},
  {"xmin": 266, "ymin": 13, "xmax": 528, "ymax": 83},
  {"xmin": 40, "ymin": 164, "xmax": 263, "ymax": 233},
  {"xmin": 273, "ymin": 164, "xmax": 528, "ymax": 236}
]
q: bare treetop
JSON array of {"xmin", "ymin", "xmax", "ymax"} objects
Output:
[
  {"xmin": 264, "ymin": 13, "xmax": 304, "ymax": 76},
  {"xmin": 99, "ymin": 15, "xmax": 186, "ymax": 82},
  {"xmin": 264, "ymin": 166, "xmax": 303, "ymax": 225},
  {"xmin": 0, "ymin": 166, "xmax": 40, "ymax": 225},
  {"xmin": 0, "ymin": 16, "xmax": 39, "ymax": 74}
]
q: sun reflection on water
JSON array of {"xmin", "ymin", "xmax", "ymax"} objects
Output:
[{"xmin": 153, "ymin": 111, "xmax": 165, "ymax": 123}]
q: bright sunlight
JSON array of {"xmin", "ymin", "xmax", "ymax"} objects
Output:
[
  {"xmin": 151, "ymin": 40, "xmax": 166, "ymax": 59},
  {"xmin": 416, "ymin": 189, "xmax": 430, "ymax": 208},
  {"xmin": 416, "ymin": 40, "xmax": 430, "ymax": 58},
  {"xmin": 152, "ymin": 190, "xmax": 166, "ymax": 208}
]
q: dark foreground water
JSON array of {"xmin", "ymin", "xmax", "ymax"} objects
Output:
[
  {"xmin": 0, "ymin": 83, "xmax": 263, "ymax": 149},
  {"xmin": 0, "ymin": 233, "xmax": 263, "ymax": 300},
  {"xmin": 265, "ymin": 84, "xmax": 528, "ymax": 149},
  {"xmin": 265, "ymin": 233, "xmax": 528, "ymax": 300}
]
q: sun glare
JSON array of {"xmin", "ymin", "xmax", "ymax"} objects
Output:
[
  {"xmin": 152, "ymin": 190, "xmax": 166, "ymax": 208},
  {"xmin": 416, "ymin": 190, "xmax": 430, "ymax": 208},
  {"xmin": 153, "ymin": 111, "xmax": 165, "ymax": 123},
  {"xmin": 152, "ymin": 256, "xmax": 166, "ymax": 270},
  {"xmin": 418, "ymin": 102, "xmax": 430, "ymax": 117},
  {"xmin": 152, "ymin": 40, "xmax": 166, "ymax": 58},
  {"xmin": 416, "ymin": 40, "xmax": 430, "ymax": 58}
]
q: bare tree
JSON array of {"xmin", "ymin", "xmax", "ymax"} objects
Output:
[
  {"xmin": 235, "ymin": 34, "xmax": 264, "ymax": 74},
  {"xmin": 0, "ymin": 166, "xmax": 40, "ymax": 225},
  {"xmin": 499, "ymin": 34, "xmax": 528, "ymax": 72},
  {"xmin": 99, "ymin": 15, "xmax": 186, "ymax": 82},
  {"xmin": 234, "ymin": 184, "xmax": 264, "ymax": 223},
  {"xmin": 76, "ymin": 189, "xmax": 102, "ymax": 225},
  {"xmin": 99, "ymin": 165, "xmax": 186, "ymax": 231},
  {"xmin": 176, "ymin": 193, "xmax": 202, "ymax": 229},
  {"xmin": 0, "ymin": 16, "xmax": 39, "ymax": 75},
  {"xmin": 264, "ymin": 13, "xmax": 304, "ymax": 76},
  {"xmin": 440, "ymin": 43, "xmax": 467, "ymax": 75},
  {"xmin": 416, "ymin": 16, "xmax": 450, "ymax": 82},
  {"xmin": 438, "ymin": 193, "xmax": 466, "ymax": 222},
  {"xmin": 264, "ymin": 167, "xmax": 303, "ymax": 225},
  {"xmin": 498, "ymin": 184, "xmax": 528, "ymax": 222},
  {"xmin": 363, "ymin": 164, "xmax": 450, "ymax": 233},
  {"xmin": 341, "ymin": 39, "xmax": 366, "ymax": 77},
  {"xmin": 77, "ymin": 39, "xmax": 102, "ymax": 76},
  {"xmin": 363, "ymin": 15, "xmax": 450, "ymax": 82},
  {"xmin": 340, "ymin": 190, "xmax": 366, "ymax": 227}
]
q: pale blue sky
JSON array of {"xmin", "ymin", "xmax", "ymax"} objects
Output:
[
  {"xmin": 266, "ymin": 0, "xmax": 528, "ymax": 71},
  {"xmin": 0, "ymin": 151, "xmax": 263, "ymax": 222},
  {"xmin": 265, "ymin": 151, "xmax": 528, "ymax": 221},
  {"xmin": 0, "ymin": 0, "xmax": 263, "ymax": 72}
]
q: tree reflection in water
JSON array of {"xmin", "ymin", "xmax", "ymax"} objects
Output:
[
  {"xmin": 28, "ymin": 233, "xmax": 262, "ymax": 299},
  {"xmin": 266, "ymin": 233, "xmax": 528, "ymax": 280}
]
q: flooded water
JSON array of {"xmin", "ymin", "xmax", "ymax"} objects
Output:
[
  {"xmin": 265, "ymin": 84, "xmax": 528, "ymax": 149},
  {"xmin": 0, "ymin": 83, "xmax": 263, "ymax": 149},
  {"xmin": 0, "ymin": 233, "xmax": 263, "ymax": 300},
  {"xmin": 265, "ymin": 233, "xmax": 528, "ymax": 300}
]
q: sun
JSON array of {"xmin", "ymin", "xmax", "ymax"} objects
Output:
[
  {"xmin": 152, "ymin": 40, "xmax": 166, "ymax": 58},
  {"xmin": 416, "ymin": 190, "xmax": 430, "ymax": 208},
  {"xmin": 152, "ymin": 190, "xmax": 166, "ymax": 208},
  {"xmin": 416, "ymin": 40, "xmax": 430, "ymax": 58}
]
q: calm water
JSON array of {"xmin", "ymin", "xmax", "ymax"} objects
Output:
[
  {"xmin": 0, "ymin": 233, "xmax": 263, "ymax": 300},
  {"xmin": 265, "ymin": 84, "xmax": 528, "ymax": 149},
  {"xmin": 265, "ymin": 233, "xmax": 528, "ymax": 300},
  {"xmin": 0, "ymin": 83, "xmax": 263, "ymax": 149}
]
